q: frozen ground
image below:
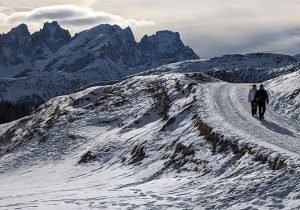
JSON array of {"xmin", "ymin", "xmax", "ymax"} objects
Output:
[{"xmin": 0, "ymin": 73, "xmax": 299, "ymax": 209}]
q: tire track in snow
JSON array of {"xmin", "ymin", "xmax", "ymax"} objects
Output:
[{"xmin": 202, "ymin": 82, "xmax": 300, "ymax": 156}]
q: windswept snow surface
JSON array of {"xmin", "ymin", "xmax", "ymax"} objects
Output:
[
  {"xmin": 0, "ymin": 73, "xmax": 300, "ymax": 209},
  {"xmin": 265, "ymin": 70, "xmax": 300, "ymax": 120}
]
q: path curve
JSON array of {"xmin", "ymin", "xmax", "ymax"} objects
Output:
[{"xmin": 201, "ymin": 82, "xmax": 300, "ymax": 156}]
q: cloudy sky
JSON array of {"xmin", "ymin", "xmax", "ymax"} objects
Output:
[{"xmin": 1, "ymin": 0, "xmax": 300, "ymax": 57}]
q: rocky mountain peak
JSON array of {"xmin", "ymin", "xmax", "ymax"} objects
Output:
[
  {"xmin": 6, "ymin": 23, "xmax": 31, "ymax": 40},
  {"xmin": 31, "ymin": 21, "xmax": 71, "ymax": 53},
  {"xmin": 139, "ymin": 30, "xmax": 199, "ymax": 63},
  {"xmin": 156, "ymin": 30, "xmax": 180, "ymax": 38},
  {"xmin": 123, "ymin": 26, "xmax": 135, "ymax": 42},
  {"xmin": 40, "ymin": 21, "xmax": 71, "ymax": 40},
  {"xmin": 43, "ymin": 20, "xmax": 59, "ymax": 28}
]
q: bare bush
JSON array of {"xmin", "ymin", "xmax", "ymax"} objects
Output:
[
  {"xmin": 129, "ymin": 144, "xmax": 146, "ymax": 164},
  {"xmin": 78, "ymin": 151, "xmax": 96, "ymax": 164},
  {"xmin": 175, "ymin": 79, "xmax": 182, "ymax": 91}
]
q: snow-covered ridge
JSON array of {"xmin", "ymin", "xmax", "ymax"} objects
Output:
[
  {"xmin": 0, "ymin": 72, "xmax": 299, "ymax": 209},
  {"xmin": 265, "ymin": 69, "xmax": 300, "ymax": 120},
  {"xmin": 139, "ymin": 53, "xmax": 299, "ymax": 83}
]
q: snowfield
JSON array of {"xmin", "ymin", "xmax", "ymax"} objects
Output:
[{"xmin": 0, "ymin": 72, "xmax": 300, "ymax": 209}]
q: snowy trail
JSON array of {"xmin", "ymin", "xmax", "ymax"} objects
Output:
[{"xmin": 202, "ymin": 82, "xmax": 300, "ymax": 156}]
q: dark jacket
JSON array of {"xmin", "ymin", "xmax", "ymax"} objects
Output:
[{"xmin": 254, "ymin": 89, "xmax": 269, "ymax": 105}]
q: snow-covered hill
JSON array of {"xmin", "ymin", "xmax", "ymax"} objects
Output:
[
  {"xmin": 141, "ymin": 53, "xmax": 299, "ymax": 83},
  {"xmin": 0, "ymin": 72, "xmax": 299, "ymax": 209},
  {"xmin": 265, "ymin": 69, "xmax": 300, "ymax": 120}
]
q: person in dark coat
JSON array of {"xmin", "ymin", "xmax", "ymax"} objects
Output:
[
  {"xmin": 248, "ymin": 84, "xmax": 258, "ymax": 116},
  {"xmin": 254, "ymin": 84, "xmax": 269, "ymax": 120}
]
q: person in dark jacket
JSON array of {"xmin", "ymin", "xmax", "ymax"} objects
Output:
[
  {"xmin": 248, "ymin": 84, "xmax": 258, "ymax": 116},
  {"xmin": 254, "ymin": 84, "xmax": 269, "ymax": 120}
]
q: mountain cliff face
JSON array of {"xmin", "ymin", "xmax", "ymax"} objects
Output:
[{"xmin": 139, "ymin": 30, "xmax": 199, "ymax": 66}]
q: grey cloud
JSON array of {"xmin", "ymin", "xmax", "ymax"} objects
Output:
[
  {"xmin": 0, "ymin": 6, "xmax": 11, "ymax": 14},
  {"xmin": 1, "ymin": 5, "xmax": 154, "ymax": 28},
  {"xmin": 61, "ymin": 16, "xmax": 111, "ymax": 26}
]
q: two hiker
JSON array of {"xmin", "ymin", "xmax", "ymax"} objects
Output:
[{"xmin": 248, "ymin": 84, "xmax": 269, "ymax": 120}]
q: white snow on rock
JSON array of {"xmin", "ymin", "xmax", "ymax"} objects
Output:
[{"xmin": 0, "ymin": 72, "xmax": 299, "ymax": 209}]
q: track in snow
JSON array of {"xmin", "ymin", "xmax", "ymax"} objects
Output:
[{"xmin": 201, "ymin": 82, "xmax": 300, "ymax": 156}]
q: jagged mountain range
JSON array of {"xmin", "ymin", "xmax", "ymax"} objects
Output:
[{"xmin": 0, "ymin": 22, "xmax": 199, "ymax": 78}]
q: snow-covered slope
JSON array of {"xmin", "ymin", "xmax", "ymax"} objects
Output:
[
  {"xmin": 265, "ymin": 70, "xmax": 300, "ymax": 120},
  {"xmin": 203, "ymin": 53, "xmax": 297, "ymax": 70},
  {"xmin": 0, "ymin": 72, "xmax": 299, "ymax": 209},
  {"xmin": 142, "ymin": 53, "xmax": 298, "ymax": 83}
]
